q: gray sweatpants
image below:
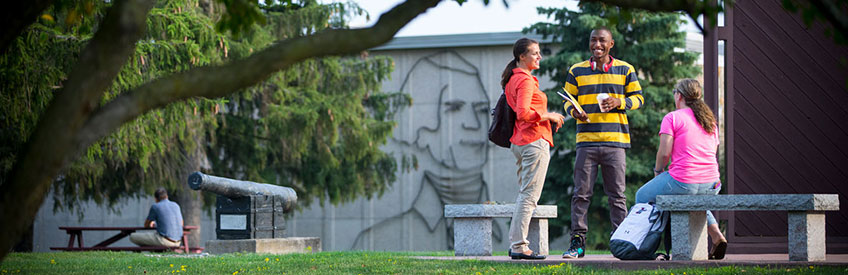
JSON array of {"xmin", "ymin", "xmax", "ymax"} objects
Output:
[
  {"xmin": 509, "ymin": 139, "xmax": 550, "ymax": 253},
  {"xmin": 570, "ymin": 146, "xmax": 627, "ymax": 237}
]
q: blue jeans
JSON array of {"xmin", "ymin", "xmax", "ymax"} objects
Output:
[{"xmin": 635, "ymin": 172, "xmax": 721, "ymax": 225}]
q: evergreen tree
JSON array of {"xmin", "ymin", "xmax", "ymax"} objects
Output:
[
  {"xmin": 526, "ymin": 2, "xmax": 700, "ymax": 249},
  {"xmin": 208, "ymin": 2, "xmax": 408, "ymax": 207}
]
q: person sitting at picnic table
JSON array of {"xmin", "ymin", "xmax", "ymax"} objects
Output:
[
  {"xmin": 129, "ymin": 187, "xmax": 183, "ymax": 248},
  {"xmin": 634, "ymin": 78, "xmax": 728, "ymax": 260}
]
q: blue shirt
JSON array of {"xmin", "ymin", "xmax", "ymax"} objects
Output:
[{"xmin": 147, "ymin": 199, "xmax": 183, "ymax": 241}]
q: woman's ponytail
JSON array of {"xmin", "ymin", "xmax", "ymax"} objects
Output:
[
  {"xmin": 675, "ymin": 79, "xmax": 716, "ymax": 134},
  {"xmin": 500, "ymin": 59, "xmax": 518, "ymax": 89}
]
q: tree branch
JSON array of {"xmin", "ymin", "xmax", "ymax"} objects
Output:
[
  {"xmin": 0, "ymin": 0, "xmax": 54, "ymax": 54},
  {"xmin": 583, "ymin": 0, "xmax": 705, "ymax": 15},
  {"xmin": 581, "ymin": 0, "xmax": 716, "ymax": 32},
  {"xmin": 78, "ymin": 0, "xmax": 442, "ymax": 148},
  {"xmin": 0, "ymin": 0, "xmax": 154, "ymax": 261}
]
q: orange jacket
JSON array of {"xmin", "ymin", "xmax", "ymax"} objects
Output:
[{"xmin": 505, "ymin": 68, "xmax": 553, "ymax": 147}]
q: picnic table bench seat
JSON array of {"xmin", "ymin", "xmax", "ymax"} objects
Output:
[
  {"xmin": 50, "ymin": 226, "xmax": 203, "ymax": 254},
  {"xmin": 50, "ymin": 246, "xmax": 205, "ymax": 253}
]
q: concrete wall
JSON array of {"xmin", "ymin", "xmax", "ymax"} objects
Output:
[
  {"xmin": 32, "ymin": 40, "xmax": 560, "ymax": 253},
  {"xmin": 288, "ymin": 44, "xmax": 559, "ymax": 251}
]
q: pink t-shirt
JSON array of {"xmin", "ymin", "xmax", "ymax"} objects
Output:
[{"xmin": 659, "ymin": 108, "xmax": 720, "ymax": 183}]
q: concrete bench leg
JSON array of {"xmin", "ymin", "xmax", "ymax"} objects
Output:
[
  {"xmin": 453, "ymin": 217, "xmax": 492, "ymax": 256},
  {"xmin": 527, "ymin": 218, "xmax": 549, "ymax": 255},
  {"xmin": 788, "ymin": 211, "xmax": 826, "ymax": 261},
  {"xmin": 670, "ymin": 211, "xmax": 708, "ymax": 260}
]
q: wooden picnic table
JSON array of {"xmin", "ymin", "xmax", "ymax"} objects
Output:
[{"xmin": 50, "ymin": 226, "xmax": 203, "ymax": 253}]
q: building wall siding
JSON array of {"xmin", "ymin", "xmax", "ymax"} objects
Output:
[{"xmin": 724, "ymin": 0, "xmax": 848, "ymax": 253}]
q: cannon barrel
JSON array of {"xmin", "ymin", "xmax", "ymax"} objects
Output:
[{"xmin": 188, "ymin": 172, "xmax": 297, "ymax": 212}]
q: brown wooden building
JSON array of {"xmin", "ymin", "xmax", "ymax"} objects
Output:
[{"xmin": 703, "ymin": 0, "xmax": 848, "ymax": 253}]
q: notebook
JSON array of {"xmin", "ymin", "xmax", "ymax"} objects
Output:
[{"xmin": 558, "ymin": 88, "xmax": 585, "ymax": 115}]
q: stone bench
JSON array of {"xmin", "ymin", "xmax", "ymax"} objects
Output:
[
  {"xmin": 444, "ymin": 204, "xmax": 556, "ymax": 256},
  {"xmin": 656, "ymin": 194, "xmax": 840, "ymax": 261}
]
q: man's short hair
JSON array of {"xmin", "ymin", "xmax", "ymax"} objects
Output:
[
  {"xmin": 592, "ymin": 26, "xmax": 613, "ymax": 39},
  {"xmin": 154, "ymin": 187, "xmax": 168, "ymax": 200}
]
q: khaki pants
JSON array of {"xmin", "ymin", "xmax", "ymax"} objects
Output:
[
  {"xmin": 509, "ymin": 139, "xmax": 550, "ymax": 253},
  {"xmin": 129, "ymin": 231, "xmax": 181, "ymax": 248}
]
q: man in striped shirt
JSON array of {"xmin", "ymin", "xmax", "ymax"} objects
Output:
[{"xmin": 561, "ymin": 27, "xmax": 644, "ymax": 259}]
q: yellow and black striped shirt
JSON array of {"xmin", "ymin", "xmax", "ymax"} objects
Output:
[{"xmin": 563, "ymin": 58, "xmax": 643, "ymax": 148}]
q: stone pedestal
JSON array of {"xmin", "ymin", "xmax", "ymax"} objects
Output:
[
  {"xmin": 453, "ymin": 218, "xmax": 492, "ymax": 256},
  {"xmin": 788, "ymin": 211, "xmax": 826, "ymax": 261},
  {"xmin": 527, "ymin": 218, "xmax": 548, "ymax": 256},
  {"xmin": 206, "ymin": 237, "xmax": 321, "ymax": 254},
  {"xmin": 670, "ymin": 211, "xmax": 708, "ymax": 261}
]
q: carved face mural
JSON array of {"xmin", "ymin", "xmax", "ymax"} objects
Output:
[
  {"xmin": 397, "ymin": 51, "xmax": 490, "ymax": 170},
  {"xmin": 351, "ymin": 51, "xmax": 501, "ymax": 251}
]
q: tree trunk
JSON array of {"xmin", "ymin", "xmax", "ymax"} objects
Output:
[
  {"xmin": 172, "ymin": 127, "xmax": 209, "ymax": 251},
  {"xmin": 11, "ymin": 224, "xmax": 32, "ymax": 252},
  {"xmin": 0, "ymin": 0, "xmax": 155, "ymax": 261},
  {"xmin": 174, "ymin": 177, "xmax": 205, "ymax": 251}
]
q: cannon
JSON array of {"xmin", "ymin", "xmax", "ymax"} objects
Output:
[
  {"xmin": 188, "ymin": 172, "xmax": 297, "ymax": 240},
  {"xmin": 188, "ymin": 172, "xmax": 297, "ymax": 212}
]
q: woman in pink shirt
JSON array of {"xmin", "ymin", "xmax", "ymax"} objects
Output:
[{"xmin": 634, "ymin": 79, "xmax": 727, "ymax": 260}]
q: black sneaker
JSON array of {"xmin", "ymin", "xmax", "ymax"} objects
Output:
[{"xmin": 562, "ymin": 234, "xmax": 585, "ymax": 259}]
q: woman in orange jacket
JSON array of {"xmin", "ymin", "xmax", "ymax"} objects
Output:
[{"xmin": 502, "ymin": 38, "xmax": 564, "ymax": 260}]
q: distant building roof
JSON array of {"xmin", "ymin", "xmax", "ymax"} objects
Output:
[
  {"xmin": 372, "ymin": 31, "xmax": 705, "ymax": 54},
  {"xmin": 685, "ymin": 32, "xmax": 704, "ymax": 53},
  {"xmin": 371, "ymin": 32, "xmax": 554, "ymax": 51}
]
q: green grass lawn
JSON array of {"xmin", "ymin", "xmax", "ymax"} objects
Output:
[{"xmin": 0, "ymin": 251, "xmax": 845, "ymax": 274}]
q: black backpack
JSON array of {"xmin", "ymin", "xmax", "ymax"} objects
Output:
[{"xmin": 488, "ymin": 92, "xmax": 516, "ymax": 148}]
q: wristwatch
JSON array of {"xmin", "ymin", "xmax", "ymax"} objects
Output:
[{"xmin": 653, "ymin": 168, "xmax": 664, "ymax": 174}]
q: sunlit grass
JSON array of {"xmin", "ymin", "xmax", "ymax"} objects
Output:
[{"xmin": 0, "ymin": 251, "xmax": 845, "ymax": 274}]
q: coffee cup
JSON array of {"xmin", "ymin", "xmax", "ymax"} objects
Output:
[{"xmin": 596, "ymin": 93, "xmax": 610, "ymax": 112}]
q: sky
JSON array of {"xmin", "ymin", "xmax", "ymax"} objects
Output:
[
  {"xmin": 343, "ymin": 0, "xmax": 578, "ymax": 37},
  {"xmin": 337, "ymin": 0, "xmax": 702, "ymax": 37}
]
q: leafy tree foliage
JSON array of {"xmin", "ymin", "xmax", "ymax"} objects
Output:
[{"xmin": 527, "ymin": 2, "xmax": 700, "ymax": 249}]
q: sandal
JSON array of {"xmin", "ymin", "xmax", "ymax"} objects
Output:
[{"xmin": 709, "ymin": 239, "xmax": 727, "ymax": 260}]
